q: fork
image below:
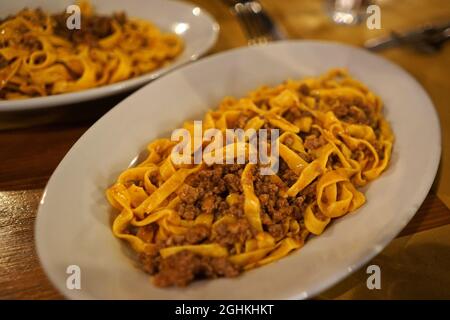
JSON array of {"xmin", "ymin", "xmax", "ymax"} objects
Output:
[{"xmin": 222, "ymin": 0, "xmax": 286, "ymax": 45}]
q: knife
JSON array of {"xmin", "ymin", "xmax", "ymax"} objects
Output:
[{"xmin": 364, "ymin": 21, "xmax": 450, "ymax": 53}]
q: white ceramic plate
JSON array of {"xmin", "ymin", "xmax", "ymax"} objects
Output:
[
  {"xmin": 36, "ymin": 41, "xmax": 441, "ymax": 299},
  {"xmin": 0, "ymin": 0, "xmax": 219, "ymax": 112}
]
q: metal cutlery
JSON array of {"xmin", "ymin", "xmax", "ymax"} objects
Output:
[{"xmin": 222, "ymin": 0, "xmax": 286, "ymax": 45}]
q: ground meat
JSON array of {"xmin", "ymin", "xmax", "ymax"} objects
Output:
[
  {"xmin": 213, "ymin": 218, "xmax": 254, "ymax": 247},
  {"xmin": 176, "ymin": 184, "xmax": 199, "ymax": 204},
  {"xmin": 283, "ymin": 107, "xmax": 302, "ymax": 123},
  {"xmin": 273, "ymin": 198, "xmax": 293, "ymax": 222},
  {"xmin": 300, "ymin": 181, "xmax": 317, "ymax": 197},
  {"xmin": 51, "ymin": 11, "xmax": 128, "ymax": 46},
  {"xmin": 332, "ymin": 104, "xmax": 349, "ymax": 118},
  {"xmin": 235, "ymin": 114, "xmax": 250, "ymax": 129},
  {"xmin": 141, "ymin": 159, "xmax": 317, "ymax": 286},
  {"xmin": 187, "ymin": 225, "xmax": 209, "ymax": 243},
  {"xmin": 139, "ymin": 246, "xmax": 161, "ymax": 275},
  {"xmin": 152, "ymin": 251, "xmax": 240, "ymax": 287},
  {"xmin": 171, "ymin": 224, "xmax": 211, "ymax": 245},
  {"xmin": 148, "ymin": 170, "xmax": 160, "ymax": 186},
  {"xmin": 267, "ymin": 223, "xmax": 285, "ymax": 239},
  {"xmin": 331, "ymin": 99, "xmax": 374, "ymax": 125},
  {"xmin": 178, "ymin": 203, "xmax": 201, "ymax": 220},
  {"xmin": 304, "ymin": 134, "xmax": 327, "ymax": 150},
  {"xmin": 224, "ymin": 164, "xmax": 244, "ymax": 174},
  {"xmin": 185, "ymin": 165, "xmax": 228, "ymax": 194},
  {"xmin": 258, "ymin": 194, "xmax": 271, "ymax": 206},
  {"xmin": 255, "ymin": 175, "xmax": 279, "ymax": 195},
  {"xmin": 220, "ymin": 202, "xmax": 245, "ymax": 219},
  {"xmin": 291, "ymin": 196, "xmax": 307, "ymax": 219},
  {"xmin": 348, "ymin": 106, "xmax": 368, "ymax": 124},
  {"xmin": 20, "ymin": 34, "xmax": 43, "ymax": 51},
  {"xmin": 223, "ymin": 173, "xmax": 242, "ymax": 193},
  {"xmin": 326, "ymin": 154, "xmax": 340, "ymax": 169},
  {"xmin": 294, "ymin": 194, "xmax": 305, "ymax": 206},
  {"xmin": 200, "ymin": 195, "xmax": 215, "ymax": 214},
  {"xmin": 176, "ymin": 164, "xmax": 245, "ymax": 219},
  {"xmin": 136, "ymin": 224, "xmax": 156, "ymax": 243},
  {"xmin": 280, "ymin": 167, "xmax": 298, "ymax": 186},
  {"xmin": 299, "ymin": 83, "xmax": 310, "ymax": 95},
  {"xmin": 254, "ymin": 172, "xmax": 297, "ymax": 224}
]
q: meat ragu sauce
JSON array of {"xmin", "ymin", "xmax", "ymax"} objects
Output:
[
  {"xmin": 135, "ymin": 128, "xmax": 355, "ymax": 287},
  {"xmin": 107, "ymin": 70, "xmax": 394, "ymax": 288},
  {"xmin": 136, "ymin": 162, "xmax": 306, "ymax": 287}
]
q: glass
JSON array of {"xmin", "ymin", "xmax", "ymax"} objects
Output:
[{"xmin": 326, "ymin": 0, "xmax": 372, "ymax": 25}]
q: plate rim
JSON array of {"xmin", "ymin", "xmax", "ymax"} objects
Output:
[
  {"xmin": 35, "ymin": 39, "xmax": 442, "ymax": 300},
  {"xmin": 0, "ymin": 0, "xmax": 219, "ymax": 112}
]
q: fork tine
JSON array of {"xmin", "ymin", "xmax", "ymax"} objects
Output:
[
  {"xmin": 234, "ymin": 4, "xmax": 259, "ymax": 41},
  {"xmin": 245, "ymin": 2, "xmax": 271, "ymax": 37},
  {"xmin": 227, "ymin": 0, "xmax": 282, "ymax": 45},
  {"xmin": 236, "ymin": 3, "xmax": 270, "ymax": 45},
  {"xmin": 236, "ymin": 3, "xmax": 263, "ymax": 42}
]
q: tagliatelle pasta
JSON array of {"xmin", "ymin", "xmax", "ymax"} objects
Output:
[
  {"xmin": 106, "ymin": 69, "xmax": 394, "ymax": 287},
  {"xmin": 0, "ymin": 1, "xmax": 183, "ymax": 100}
]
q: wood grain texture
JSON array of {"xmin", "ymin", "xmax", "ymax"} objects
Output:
[
  {"xmin": 0, "ymin": 187, "xmax": 447, "ymax": 299},
  {"xmin": 0, "ymin": 190, "xmax": 63, "ymax": 299},
  {"xmin": 399, "ymin": 193, "xmax": 450, "ymax": 237},
  {"xmin": 0, "ymin": 0, "xmax": 449, "ymax": 300},
  {"xmin": 0, "ymin": 125, "xmax": 88, "ymax": 190}
]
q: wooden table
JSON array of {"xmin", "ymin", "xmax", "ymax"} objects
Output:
[{"xmin": 1, "ymin": 0, "xmax": 449, "ymax": 299}]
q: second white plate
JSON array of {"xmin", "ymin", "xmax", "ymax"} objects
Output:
[{"xmin": 0, "ymin": 0, "xmax": 219, "ymax": 112}]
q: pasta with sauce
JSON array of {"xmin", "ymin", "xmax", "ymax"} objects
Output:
[
  {"xmin": 106, "ymin": 69, "xmax": 394, "ymax": 287},
  {"xmin": 0, "ymin": 1, "xmax": 183, "ymax": 100}
]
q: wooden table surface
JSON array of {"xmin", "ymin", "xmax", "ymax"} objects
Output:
[{"xmin": 1, "ymin": 0, "xmax": 449, "ymax": 299}]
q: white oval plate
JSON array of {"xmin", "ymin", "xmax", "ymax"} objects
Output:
[
  {"xmin": 36, "ymin": 41, "xmax": 441, "ymax": 300},
  {"xmin": 0, "ymin": 0, "xmax": 219, "ymax": 112}
]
